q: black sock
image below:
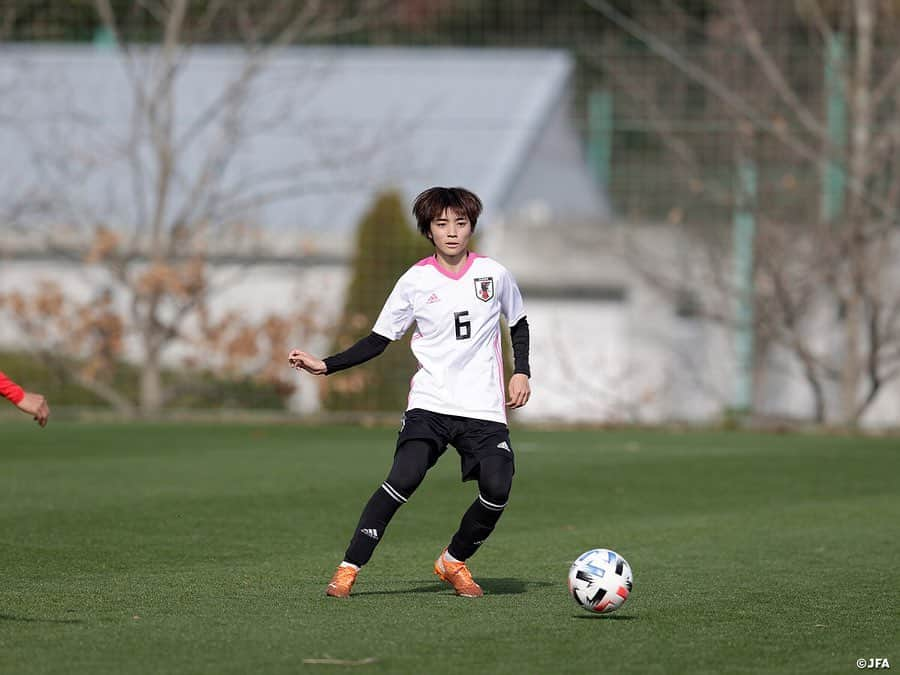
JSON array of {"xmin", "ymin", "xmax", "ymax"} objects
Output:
[
  {"xmin": 343, "ymin": 487, "xmax": 404, "ymax": 567},
  {"xmin": 448, "ymin": 499, "xmax": 504, "ymax": 561}
]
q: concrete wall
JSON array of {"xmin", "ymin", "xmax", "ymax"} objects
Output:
[
  {"xmin": 0, "ymin": 258, "xmax": 348, "ymax": 414},
  {"xmin": 3, "ymin": 253, "xmax": 899, "ymax": 426}
]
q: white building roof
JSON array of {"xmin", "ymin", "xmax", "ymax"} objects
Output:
[{"xmin": 1, "ymin": 44, "xmax": 608, "ymax": 256}]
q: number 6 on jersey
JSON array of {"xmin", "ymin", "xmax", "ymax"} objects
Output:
[{"xmin": 454, "ymin": 311, "xmax": 471, "ymax": 340}]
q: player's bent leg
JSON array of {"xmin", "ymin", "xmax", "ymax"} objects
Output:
[
  {"xmin": 448, "ymin": 455, "xmax": 513, "ymax": 561},
  {"xmin": 328, "ymin": 439, "xmax": 434, "ymax": 597},
  {"xmin": 436, "ymin": 456, "xmax": 513, "ymax": 597},
  {"xmin": 475, "ymin": 454, "xmax": 514, "ymax": 511}
]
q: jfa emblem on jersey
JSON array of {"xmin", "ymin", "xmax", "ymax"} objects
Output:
[{"xmin": 474, "ymin": 277, "xmax": 494, "ymax": 302}]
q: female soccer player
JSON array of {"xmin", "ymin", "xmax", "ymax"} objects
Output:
[
  {"xmin": 0, "ymin": 370, "xmax": 50, "ymax": 427},
  {"xmin": 288, "ymin": 186, "xmax": 531, "ymax": 598}
]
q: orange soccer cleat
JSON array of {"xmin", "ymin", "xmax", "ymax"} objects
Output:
[
  {"xmin": 433, "ymin": 548, "xmax": 483, "ymax": 598},
  {"xmin": 326, "ymin": 564, "xmax": 359, "ymax": 598}
]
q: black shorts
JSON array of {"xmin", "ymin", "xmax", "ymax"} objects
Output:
[{"xmin": 397, "ymin": 408, "xmax": 515, "ymax": 481}]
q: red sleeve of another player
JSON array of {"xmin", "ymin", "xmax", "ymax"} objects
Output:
[{"xmin": 0, "ymin": 370, "xmax": 26, "ymax": 405}]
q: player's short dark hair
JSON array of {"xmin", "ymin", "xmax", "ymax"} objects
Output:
[{"xmin": 412, "ymin": 187, "xmax": 483, "ymax": 237}]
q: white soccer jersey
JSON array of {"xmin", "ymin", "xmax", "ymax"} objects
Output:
[{"xmin": 372, "ymin": 253, "xmax": 526, "ymax": 424}]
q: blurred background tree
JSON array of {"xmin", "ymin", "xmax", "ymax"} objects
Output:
[
  {"xmin": 0, "ymin": 0, "xmax": 388, "ymax": 416},
  {"xmin": 323, "ymin": 191, "xmax": 431, "ymax": 412}
]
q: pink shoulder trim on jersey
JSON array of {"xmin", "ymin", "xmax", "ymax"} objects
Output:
[{"xmin": 414, "ymin": 252, "xmax": 484, "ymax": 281}]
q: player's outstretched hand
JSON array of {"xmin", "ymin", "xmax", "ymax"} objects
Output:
[
  {"xmin": 288, "ymin": 349, "xmax": 327, "ymax": 376},
  {"xmin": 17, "ymin": 391, "xmax": 50, "ymax": 427},
  {"xmin": 507, "ymin": 373, "xmax": 530, "ymax": 409}
]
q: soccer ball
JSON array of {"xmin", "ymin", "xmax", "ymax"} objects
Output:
[{"xmin": 568, "ymin": 548, "xmax": 633, "ymax": 614}]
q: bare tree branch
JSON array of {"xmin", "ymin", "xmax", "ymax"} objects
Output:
[
  {"xmin": 582, "ymin": 0, "xmax": 900, "ymax": 227},
  {"xmin": 730, "ymin": 0, "xmax": 827, "ymax": 140},
  {"xmin": 583, "ymin": 0, "xmax": 900, "ymax": 425},
  {"xmin": 3, "ymin": 0, "xmax": 391, "ymax": 415},
  {"xmin": 847, "ymin": 0, "xmax": 874, "ymax": 219},
  {"xmin": 65, "ymin": 363, "xmax": 138, "ymax": 417},
  {"xmin": 798, "ymin": 0, "xmax": 835, "ymax": 45}
]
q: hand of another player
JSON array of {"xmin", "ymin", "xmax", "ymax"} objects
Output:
[
  {"xmin": 17, "ymin": 391, "xmax": 50, "ymax": 427},
  {"xmin": 507, "ymin": 373, "xmax": 531, "ymax": 409},
  {"xmin": 288, "ymin": 349, "xmax": 327, "ymax": 375}
]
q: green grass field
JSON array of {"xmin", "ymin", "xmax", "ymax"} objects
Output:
[{"xmin": 0, "ymin": 422, "xmax": 897, "ymax": 674}]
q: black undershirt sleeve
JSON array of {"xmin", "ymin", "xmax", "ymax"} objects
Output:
[
  {"xmin": 323, "ymin": 332, "xmax": 391, "ymax": 374},
  {"xmin": 510, "ymin": 317, "xmax": 531, "ymax": 378}
]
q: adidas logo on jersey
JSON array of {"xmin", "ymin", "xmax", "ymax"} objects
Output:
[
  {"xmin": 360, "ymin": 528, "xmax": 379, "ymax": 540},
  {"xmin": 497, "ymin": 441, "xmax": 511, "ymax": 452},
  {"xmin": 426, "ymin": 293, "xmax": 441, "ymax": 304}
]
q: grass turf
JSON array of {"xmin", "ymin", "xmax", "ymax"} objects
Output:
[{"xmin": 0, "ymin": 422, "xmax": 897, "ymax": 674}]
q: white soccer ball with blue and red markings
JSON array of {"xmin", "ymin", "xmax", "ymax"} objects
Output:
[{"xmin": 568, "ymin": 548, "xmax": 633, "ymax": 614}]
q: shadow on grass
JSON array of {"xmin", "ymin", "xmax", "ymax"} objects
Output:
[
  {"xmin": 0, "ymin": 613, "xmax": 83, "ymax": 624},
  {"xmin": 571, "ymin": 613, "xmax": 637, "ymax": 621},
  {"xmin": 353, "ymin": 577, "xmax": 551, "ymax": 597},
  {"xmin": 482, "ymin": 578, "xmax": 553, "ymax": 595}
]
